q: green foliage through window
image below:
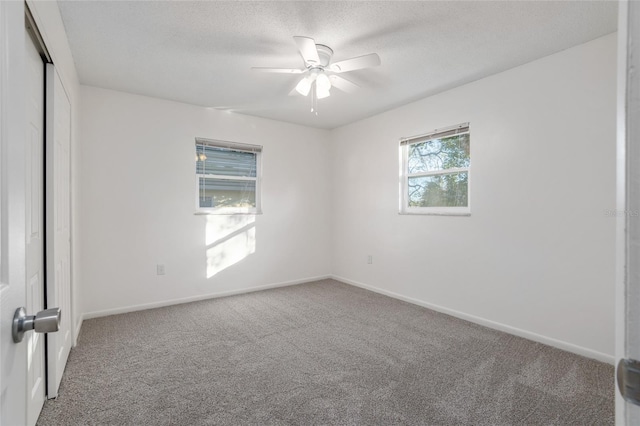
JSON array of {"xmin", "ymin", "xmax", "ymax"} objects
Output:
[
  {"xmin": 408, "ymin": 134, "xmax": 470, "ymax": 173},
  {"xmin": 401, "ymin": 128, "xmax": 470, "ymax": 212}
]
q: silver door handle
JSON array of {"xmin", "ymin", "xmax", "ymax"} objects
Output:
[{"xmin": 12, "ymin": 307, "xmax": 61, "ymax": 343}]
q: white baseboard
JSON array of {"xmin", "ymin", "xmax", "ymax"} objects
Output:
[
  {"xmin": 331, "ymin": 275, "xmax": 615, "ymax": 365},
  {"xmin": 82, "ymin": 275, "xmax": 331, "ymax": 320},
  {"xmin": 79, "ymin": 273, "xmax": 614, "ymax": 365}
]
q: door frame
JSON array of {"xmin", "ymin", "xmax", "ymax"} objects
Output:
[
  {"xmin": 615, "ymin": 0, "xmax": 626, "ymax": 422},
  {"xmin": 616, "ymin": 0, "xmax": 640, "ymax": 424}
]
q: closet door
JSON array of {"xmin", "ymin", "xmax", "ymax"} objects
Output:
[{"xmin": 45, "ymin": 63, "xmax": 72, "ymax": 399}]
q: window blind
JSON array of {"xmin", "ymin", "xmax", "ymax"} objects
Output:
[
  {"xmin": 195, "ymin": 137, "xmax": 262, "ymax": 153},
  {"xmin": 400, "ymin": 122, "xmax": 470, "ymax": 146},
  {"xmin": 196, "ymin": 146, "xmax": 257, "ymax": 177},
  {"xmin": 195, "ymin": 138, "xmax": 261, "ymax": 177}
]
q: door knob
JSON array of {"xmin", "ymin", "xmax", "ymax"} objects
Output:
[{"xmin": 12, "ymin": 307, "xmax": 61, "ymax": 343}]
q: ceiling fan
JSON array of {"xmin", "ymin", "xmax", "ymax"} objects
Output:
[{"xmin": 252, "ymin": 36, "xmax": 381, "ymax": 100}]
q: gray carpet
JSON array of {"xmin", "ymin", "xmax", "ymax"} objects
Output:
[{"xmin": 38, "ymin": 279, "xmax": 613, "ymax": 425}]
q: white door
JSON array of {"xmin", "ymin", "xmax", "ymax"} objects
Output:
[
  {"xmin": 616, "ymin": 1, "xmax": 640, "ymax": 424},
  {"xmin": 45, "ymin": 63, "xmax": 72, "ymax": 398},
  {"xmin": 0, "ymin": 2, "xmax": 47, "ymax": 425},
  {"xmin": 24, "ymin": 16, "xmax": 47, "ymax": 426},
  {"xmin": 0, "ymin": 2, "xmax": 28, "ymax": 425}
]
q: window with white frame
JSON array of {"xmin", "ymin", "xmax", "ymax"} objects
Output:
[
  {"xmin": 400, "ymin": 123, "xmax": 470, "ymax": 215},
  {"xmin": 195, "ymin": 138, "xmax": 262, "ymax": 214}
]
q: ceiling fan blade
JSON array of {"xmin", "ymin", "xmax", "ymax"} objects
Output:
[
  {"xmin": 251, "ymin": 67, "xmax": 305, "ymax": 74},
  {"xmin": 293, "ymin": 36, "xmax": 320, "ymax": 66},
  {"xmin": 329, "ymin": 53, "xmax": 381, "ymax": 73},
  {"xmin": 288, "ymin": 86, "xmax": 300, "ymax": 96},
  {"xmin": 329, "ymin": 75, "xmax": 360, "ymax": 94}
]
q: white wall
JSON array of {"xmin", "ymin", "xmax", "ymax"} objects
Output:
[
  {"xmin": 78, "ymin": 87, "xmax": 331, "ymax": 316},
  {"xmin": 27, "ymin": 1, "xmax": 82, "ymax": 341},
  {"xmin": 78, "ymin": 34, "xmax": 616, "ymax": 362},
  {"xmin": 329, "ymin": 33, "xmax": 617, "ymax": 361}
]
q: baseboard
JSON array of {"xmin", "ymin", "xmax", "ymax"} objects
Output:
[
  {"xmin": 331, "ymin": 275, "xmax": 615, "ymax": 365},
  {"xmin": 82, "ymin": 275, "xmax": 331, "ymax": 320}
]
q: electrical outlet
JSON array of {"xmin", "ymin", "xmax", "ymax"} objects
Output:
[
  {"xmin": 367, "ymin": 255, "xmax": 373, "ymax": 264},
  {"xmin": 156, "ymin": 264, "xmax": 165, "ymax": 275}
]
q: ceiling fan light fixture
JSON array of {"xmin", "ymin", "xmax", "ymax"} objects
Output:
[
  {"xmin": 316, "ymin": 84, "xmax": 331, "ymax": 99},
  {"xmin": 295, "ymin": 76, "xmax": 313, "ymax": 96},
  {"xmin": 315, "ymin": 72, "xmax": 331, "ymax": 99},
  {"xmin": 296, "ymin": 72, "xmax": 319, "ymax": 96},
  {"xmin": 316, "ymin": 73, "xmax": 331, "ymax": 92}
]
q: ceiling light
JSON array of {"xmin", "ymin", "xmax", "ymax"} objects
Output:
[
  {"xmin": 296, "ymin": 73, "xmax": 317, "ymax": 96},
  {"xmin": 315, "ymin": 72, "xmax": 331, "ymax": 99},
  {"xmin": 295, "ymin": 77, "xmax": 312, "ymax": 96},
  {"xmin": 316, "ymin": 73, "xmax": 331, "ymax": 92},
  {"xmin": 316, "ymin": 84, "xmax": 331, "ymax": 99}
]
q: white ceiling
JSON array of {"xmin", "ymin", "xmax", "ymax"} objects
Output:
[{"xmin": 57, "ymin": 1, "xmax": 617, "ymax": 130}]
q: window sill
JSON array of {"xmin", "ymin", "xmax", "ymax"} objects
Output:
[
  {"xmin": 399, "ymin": 210, "xmax": 470, "ymax": 216},
  {"xmin": 194, "ymin": 210, "xmax": 262, "ymax": 216}
]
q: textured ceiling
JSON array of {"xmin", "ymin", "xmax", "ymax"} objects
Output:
[{"xmin": 57, "ymin": 1, "xmax": 617, "ymax": 129}]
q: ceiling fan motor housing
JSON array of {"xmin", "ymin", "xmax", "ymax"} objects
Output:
[{"xmin": 315, "ymin": 44, "xmax": 333, "ymax": 68}]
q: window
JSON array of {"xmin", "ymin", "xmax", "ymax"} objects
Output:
[
  {"xmin": 400, "ymin": 123, "xmax": 470, "ymax": 215},
  {"xmin": 195, "ymin": 138, "xmax": 262, "ymax": 214}
]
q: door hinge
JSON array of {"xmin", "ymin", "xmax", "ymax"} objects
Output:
[{"xmin": 618, "ymin": 358, "xmax": 640, "ymax": 405}]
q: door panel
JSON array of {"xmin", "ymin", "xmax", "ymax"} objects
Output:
[
  {"xmin": 0, "ymin": 2, "xmax": 28, "ymax": 425},
  {"xmin": 46, "ymin": 64, "xmax": 72, "ymax": 398}
]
